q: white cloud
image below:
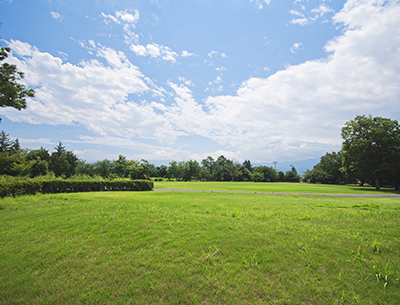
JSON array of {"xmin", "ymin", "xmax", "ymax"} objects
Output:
[
  {"xmin": 196, "ymin": 0, "xmax": 400, "ymax": 160},
  {"xmin": 3, "ymin": 40, "xmax": 178, "ymax": 144},
  {"xmin": 50, "ymin": 11, "xmax": 63, "ymax": 22},
  {"xmin": 103, "ymin": 9, "xmax": 179, "ymax": 63},
  {"xmin": 290, "ymin": 42, "xmax": 304, "ymax": 53},
  {"xmin": 178, "ymin": 77, "xmax": 194, "ymax": 86},
  {"xmin": 250, "ymin": 0, "xmax": 271, "ymax": 9},
  {"xmin": 130, "ymin": 43, "xmax": 178, "ymax": 62},
  {"xmin": 116, "ymin": 10, "xmax": 139, "ymax": 24},
  {"xmin": 216, "ymin": 66, "xmax": 227, "ymax": 71},
  {"xmin": 181, "ymin": 50, "xmax": 195, "ymax": 57},
  {"xmin": 101, "ymin": 10, "xmax": 139, "ymax": 27},
  {"xmin": 289, "ymin": 9, "xmax": 304, "ymax": 17},
  {"xmin": 290, "ymin": 17, "xmax": 309, "ymax": 26},
  {"xmin": 311, "ymin": 4, "xmax": 334, "ymax": 18},
  {"xmin": 290, "ymin": 2, "xmax": 335, "ymax": 26},
  {"xmin": 4, "ymin": 0, "xmax": 400, "ymax": 162}
]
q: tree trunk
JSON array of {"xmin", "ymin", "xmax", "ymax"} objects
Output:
[{"xmin": 375, "ymin": 175, "xmax": 380, "ymax": 190}]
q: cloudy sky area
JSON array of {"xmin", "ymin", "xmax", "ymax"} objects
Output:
[{"xmin": 0, "ymin": 0, "xmax": 399, "ymax": 168}]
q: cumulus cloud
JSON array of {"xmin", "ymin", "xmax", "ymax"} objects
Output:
[
  {"xmin": 3, "ymin": 0, "xmax": 400, "ymax": 162},
  {"xmin": 197, "ymin": 0, "xmax": 400, "ymax": 160},
  {"xmin": 2, "ymin": 40, "xmax": 179, "ymax": 144}
]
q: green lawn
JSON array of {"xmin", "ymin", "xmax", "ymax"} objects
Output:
[
  {"xmin": 1, "ymin": 189, "xmax": 399, "ymax": 304},
  {"xmin": 155, "ymin": 180, "xmax": 400, "ymax": 194}
]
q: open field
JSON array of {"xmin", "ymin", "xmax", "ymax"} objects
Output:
[
  {"xmin": 155, "ymin": 181, "xmax": 400, "ymax": 195},
  {"xmin": 1, "ymin": 188, "xmax": 399, "ymax": 304}
]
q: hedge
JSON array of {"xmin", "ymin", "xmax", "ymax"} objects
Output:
[{"xmin": 0, "ymin": 180, "xmax": 153, "ymax": 198}]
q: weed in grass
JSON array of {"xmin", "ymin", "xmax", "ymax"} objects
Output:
[
  {"xmin": 242, "ymin": 254, "xmax": 259, "ymax": 269},
  {"xmin": 372, "ymin": 256, "xmax": 391, "ymax": 288},
  {"xmin": 351, "ymin": 246, "xmax": 365, "ymax": 262},
  {"xmin": 204, "ymin": 245, "xmax": 220, "ymax": 261},
  {"xmin": 370, "ymin": 238, "xmax": 382, "ymax": 254}
]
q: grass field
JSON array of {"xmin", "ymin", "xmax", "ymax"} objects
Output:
[
  {"xmin": 1, "ymin": 185, "xmax": 399, "ymax": 304},
  {"xmin": 154, "ymin": 181, "xmax": 400, "ymax": 195}
]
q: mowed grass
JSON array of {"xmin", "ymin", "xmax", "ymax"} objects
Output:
[
  {"xmin": 154, "ymin": 181, "xmax": 400, "ymax": 195},
  {"xmin": 0, "ymin": 189, "xmax": 399, "ymax": 304}
]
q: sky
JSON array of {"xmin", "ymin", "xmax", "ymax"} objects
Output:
[{"xmin": 0, "ymin": 0, "xmax": 400, "ymax": 169}]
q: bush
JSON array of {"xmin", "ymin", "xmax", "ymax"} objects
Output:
[
  {"xmin": 0, "ymin": 180, "xmax": 42, "ymax": 197},
  {"xmin": 0, "ymin": 179, "xmax": 153, "ymax": 198}
]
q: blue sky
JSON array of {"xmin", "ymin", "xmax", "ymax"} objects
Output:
[{"xmin": 1, "ymin": 0, "xmax": 400, "ymax": 168}]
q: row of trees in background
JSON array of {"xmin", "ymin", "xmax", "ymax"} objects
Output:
[
  {"xmin": 0, "ymin": 131, "xmax": 300, "ymax": 182},
  {"xmin": 2, "ymin": 115, "xmax": 399, "ymax": 189},
  {"xmin": 305, "ymin": 115, "xmax": 400, "ymax": 189}
]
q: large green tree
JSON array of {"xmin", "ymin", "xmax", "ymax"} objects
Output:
[
  {"xmin": 341, "ymin": 115, "xmax": 400, "ymax": 190},
  {"xmin": 0, "ymin": 43, "xmax": 35, "ymax": 121}
]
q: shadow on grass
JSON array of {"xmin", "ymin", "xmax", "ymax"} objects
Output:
[{"xmin": 349, "ymin": 187, "xmax": 400, "ymax": 194}]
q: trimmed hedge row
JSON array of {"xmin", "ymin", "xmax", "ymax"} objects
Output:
[{"xmin": 0, "ymin": 180, "xmax": 153, "ymax": 198}]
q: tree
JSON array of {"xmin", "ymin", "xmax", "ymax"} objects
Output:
[
  {"xmin": 285, "ymin": 166, "xmax": 299, "ymax": 182},
  {"xmin": 341, "ymin": 115, "xmax": 400, "ymax": 190},
  {"xmin": 243, "ymin": 160, "xmax": 252, "ymax": 172},
  {"xmin": 128, "ymin": 159, "xmax": 152, "ymax": 180},
  {"xmin": 29, "ymin": 159, "xmax": 48, "ymax": 178},
  {"xmin": 156, "ymin": 165, "xmax": 168, "ymax": 179},
  {"xmin": 75, "ymin": 160, "xmax": 95, "ymax": 177},
  {"xmin": 201, "ymin": 156, "xmax": 215, "ymax": 179},
  {"xmin": 167, "ymin": 160, "xmax": 181, "ymax": 180},
  {"xmin": 0, "ymin": 43, "xmax": 35, "ymax": 121},
  {"xmin": 49, "ymin": 142, "xmax": 78, "ymax": 178},
  {"xmin": 0, "ymin": 130, "xmax": 12, "ymax": 153},
  {"xmin": 183, "ymin": 160, "xmax": 200, "ymax": 181},
  {"xmin": 304, "ymin": 152, "xmax": 345, "ymax": 184},
  {"xmin": 112, "ymin": 155, "xmax": 129, "ymax": 178},
  {"xmin": 253, "ymin": 165, "xmax": 279, "ymax": 182},
  {"xmin": 25, "ymin": 147, "xmax": 50, "ymax": 162},
  {"xmin": 93, "ymin": 159, "xmax": 112, "ymax": 178}
]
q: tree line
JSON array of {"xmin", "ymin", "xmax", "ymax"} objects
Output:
[
  {"xmin": 0, "ymin": 131, "xmax": 300, "ymax": 182},
  {"xmin": 305, "ymin": 115, "xmax": 400, "ymax": 190}
]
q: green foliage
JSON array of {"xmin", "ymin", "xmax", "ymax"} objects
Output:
[
  {"xmin": 0, "ymin": 179, "xmax": 153, "ymax": 198},
  {"xmin": 0, "ymin": 179, "xmax": 42, "ymax": 197},
  {"xmin": 342, "ymin": 115, "xmax": 400, "ymax": 189},
  {"xmin": 29, "ymin": 158, "xmax": 48, "ymax": 178},
  {"xmin": 93, "ymin": 159, "xmax": 112, "ymax": 178},
  {"xmin": 25, "ymin": 147, "xmax": 50, "ymax": 162},
  {"xmin": 183, "ymin": 159, "xmax": 200, "ymax": 181},
  {"xmin": 0, "ymin": 151, "xmax": 28, "ymax": 176},
  {"xmin": 305, "ymin": 152, "xmax": 346, "ymax": 184},
  {"xmin": 0, "ymin": 45, "xmax": 35, "ymax": 119},
  {"xmin": 254, "ymin": 165, "xmax": 279, "ymax": 182},
  {"xmin": 49, "ymin": 142, "xmax": 78, "ymax": 178}
]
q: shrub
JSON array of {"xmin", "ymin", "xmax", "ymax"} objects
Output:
[{"xmin": 0, "ymin": 179, "xmax": 153, "ymax": 198}]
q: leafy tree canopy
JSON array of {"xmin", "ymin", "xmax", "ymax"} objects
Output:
[
  {"xmin": 0, "ymin": 39, "xmax": 35, "ymax": 121},
  {"xmin": 341, "ymin": 115, "xmax": 400, "ymax": 189}
]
